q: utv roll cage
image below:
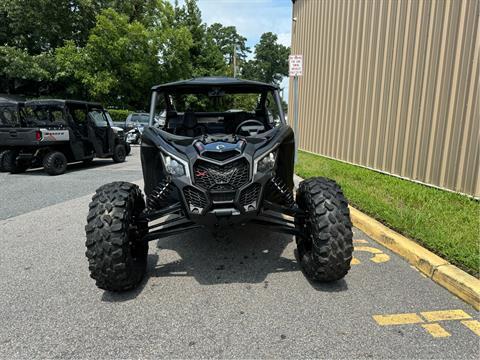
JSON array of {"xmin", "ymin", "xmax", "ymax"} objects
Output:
[{"xmin": 148, "ymin": 77, "xmax": 286, "ymax": 127}]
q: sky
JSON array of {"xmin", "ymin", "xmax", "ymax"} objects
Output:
[
  {"xmin": 171, "ymin": 0, "xmax": 293, "ymax": 98},
  {"xmin": 194, "ymin": 0, "xmax": 292, "ymax": 49}
]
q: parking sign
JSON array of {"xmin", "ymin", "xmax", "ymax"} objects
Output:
[{"xmin": 289, "ymin": 55, "xmax": 303, "ymax": 77}]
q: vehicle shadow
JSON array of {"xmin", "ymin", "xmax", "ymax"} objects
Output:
[
  {"xmin": 102, "ymin": 223, "xmax": 348, "ymax": 302},
  {"xmin": 19, "ymin": 159, "xmax": 118, "ymax": 176},
  {"xmin": 150, "ymin": 225, "xmax": 298, "ymax": 285}
]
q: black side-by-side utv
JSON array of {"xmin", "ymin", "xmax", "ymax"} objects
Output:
[
  {"xmin": 0, "ymin": 99, "xmax": 128, "ymax": 175},
  {"xmin": 85, "ymin": 77, "xmax": 353, "ymax": 291}
]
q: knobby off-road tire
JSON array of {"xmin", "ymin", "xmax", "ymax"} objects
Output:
[
  {"xmin": 0, "ymin": 150, "xmax": 8, "ymax": 172},
  {"xmin": 112, "ymin": 144, "xmax": 126, "ymax": 163},
  {"xmin": 43, "ymin": 151, "xmax": 67, "ymax": 175},
  {"xmin": 295, "ymin": 177, "xmax": 353, "ymax": 282},
  {"xmin": 85, "ymin": 182, "xmax": 148, "ymax": 291},
  {"xmin": 3, "ymin": 150, "xmax": 29, "ymax": 174}
]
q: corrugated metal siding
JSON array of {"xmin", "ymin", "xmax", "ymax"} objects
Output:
[{"xmin": 289, "ymin": 0, "xmax": 480, "ymax": 197}]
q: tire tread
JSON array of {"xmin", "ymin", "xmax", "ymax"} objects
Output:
[{"xmin": 296, "ymin": 177, "xmax": 353, "ymax": 281}]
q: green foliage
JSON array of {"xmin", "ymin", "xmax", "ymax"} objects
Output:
[
  {"xmin": 296, "ymin": 151, "xmax": 480, "ymax": 275},
  {"xmin": 78, "ymin": 9, "xmax": 160, "ymax": 107},
  {"xmin": 107, "ymin": 109, "xmax": 131, "ymax": 123},
  {"xmin": 241, "ymin": 32, "xmax": 290, "ymax": 85},
  {"xmin": 1, "ymin": 0, "xmax": 290, "ymax": 107},
  {"xmin": 55, "ymin": 7, "xmax": 193, "ymax": 108},
  {"xmin": 2, "ymin": 0, "xmax": 101, "ymax": 53},
  {"xmin": 0, "ymin": 46, "xmax": 52, "ymax": 81},
  {"xmin": 207, "ymin": 23, "xmax": 250, "ymax": 65},
  {"xmin": 173, "ymin": 0, "xmax": 227, "ymax": 77}
]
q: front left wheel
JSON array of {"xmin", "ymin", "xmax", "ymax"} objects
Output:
[
  {"xmin": 295, "ymin": 177, "xmax": 353, "ymax": 282},
  {"xmin": 85, "ymin": 182, "xmax": 148, "ymax": 291}
]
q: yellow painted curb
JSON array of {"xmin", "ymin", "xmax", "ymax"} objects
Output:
[{"xmin": 349, "ymin": 206, "xmax": 480, "ymax": 310}]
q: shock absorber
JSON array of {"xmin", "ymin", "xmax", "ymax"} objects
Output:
[
  {"xmin": 147, "ymin": 180, "xmax": 172, "ymax": 210},
  {"xmin": 269, "ymin": 176, "xmax": 295, "ymax": 208}
]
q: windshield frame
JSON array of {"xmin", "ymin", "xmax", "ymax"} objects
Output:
[{"xmin": 149, "ymin": 88, "xmax": 285, "ymax": 127}]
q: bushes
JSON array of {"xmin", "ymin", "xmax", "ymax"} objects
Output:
[{"xmin": 107, "ymin": 109, "xmax": 131, "ymax": 123}]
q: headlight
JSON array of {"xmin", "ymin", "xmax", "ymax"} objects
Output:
[
  {"xmin": 256, "ymin": 151, "xmax": 276, "ymax": 174},
  {"xmin": 161, "ymin": 152, "xmax": 188, "ymax": 177}
]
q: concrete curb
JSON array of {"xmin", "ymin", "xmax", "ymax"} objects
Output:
[
  {"xmin": 349, "ymin": 207, "xmax": 480, "ymax": 310},
  {"xmin": 293, "ymin": 175, "xmax": 480, "ymax": 310}
]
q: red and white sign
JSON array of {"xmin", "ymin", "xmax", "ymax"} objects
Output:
[{"xmin": 289, "ymin": 55, "xmax": 303, "ymax": 77}]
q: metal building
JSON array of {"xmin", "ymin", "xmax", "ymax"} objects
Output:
[{"xmin": 288, "ymin": 0, "xmax": 479, "ymax": 197}]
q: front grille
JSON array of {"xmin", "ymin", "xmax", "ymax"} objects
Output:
[
  {"xmin": 183, "ymin": 186, "xmax": 208, "ymax": 209},
  {"xmin": 193, "ymin": 158, "xmax": 249, "ymax": 190},
  {"xmin": 239, "ymin": 183, "xmax": 261, "ymax": 207}
]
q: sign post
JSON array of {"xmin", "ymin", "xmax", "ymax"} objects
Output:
[{"xmin": 289, "ymin": 55, "xmax": 303, "ymax": 163}]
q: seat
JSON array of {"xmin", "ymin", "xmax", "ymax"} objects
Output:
[{"xmin": 176, "ymin": 110, "xmax": 198, "ymax": 137}]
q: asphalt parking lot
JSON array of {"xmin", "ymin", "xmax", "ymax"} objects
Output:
[{"xmin": 0, "ymin": 146, "xmax": 478, "ymax": 359}]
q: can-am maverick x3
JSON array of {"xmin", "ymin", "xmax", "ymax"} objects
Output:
[{"xmin": 85, "ymin": 77, "xmax": 353, "ymax": 291}]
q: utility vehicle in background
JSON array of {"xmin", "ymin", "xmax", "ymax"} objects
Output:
[
  {"xmin": 0, "ymin": 98, "xmax": 25, "ymax": 171},
  {"xmin": 85, "ymin": 77, "xmax": 353, "ymax": 291},
  {"xmin": 0, "ymin": 99, "xmax": 128, "ymax": 175}
]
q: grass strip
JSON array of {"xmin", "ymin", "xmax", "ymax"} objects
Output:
[{"xmin": 295, "ymin": 151, "xmax": 480, "ymax": 276}]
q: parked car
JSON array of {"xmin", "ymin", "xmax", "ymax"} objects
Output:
[
  {"xmin": 84, "ymin": 77, "xmax": 353, "ymax": 291},
  {"xmin": 0, "ymin": 99, "xmax": 25, "ymax": 171},
  {"xmin": 0, "ymin": 99, "xmax": 128, "ymax": 175},
  {"xmin": 125, "ymin": 112, "xmax": 150, "ymax": 129},
  {"xmin": 125, "ymin": 112, "xmax": 167, "ymax": 145}
]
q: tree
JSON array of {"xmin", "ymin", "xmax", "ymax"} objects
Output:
[
  {"xmin": 241, "ymin": 32, "xmax": 289, "ymax": 85},
  {"xmin": 207, "ymin": 23, "xmax": 250, "ymax": 65},
  {"xmin": 55, "ymin": 7, "xmax": 193, "ymax": 108},
  {"xmin": 173, "ymin": 0, "xmax": 227, "ymax": 77},
  {"xmin": 1, "ymin": 0, "xmax": 103, "ymax": 54},
  {"xmin": 0, "ymin": 45, "xmax": 54, "ymax": 94}
]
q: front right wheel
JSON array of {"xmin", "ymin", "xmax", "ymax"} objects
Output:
[{"xmin": 295, "ymin": 177, "xmax": 353, "ymax": 282}]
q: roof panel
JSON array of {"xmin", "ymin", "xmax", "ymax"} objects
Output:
[{"xmin": 152, "ymin": 77, "xmax": 278, "ymax": 92}]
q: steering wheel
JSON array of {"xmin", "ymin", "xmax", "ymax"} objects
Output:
[{"xmin": 235, "ymin": 119, "xmax": 265, "ymax": 136}]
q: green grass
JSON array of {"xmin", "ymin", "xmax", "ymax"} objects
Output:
[{"xmin": 295, "ymin": 151, "xmax": 480, "ymax": 276}]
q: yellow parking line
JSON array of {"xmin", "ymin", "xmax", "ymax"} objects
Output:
[
  {"xmin": 353, "ymin": 239, "xmax": 369, "ymax": 244},
  {"xmin": 354, "ymin": 246, "xmax": 383, "ymax": 254},
  {"xmin": 371, "ymin": 253, "xmax": 390, "ymax": 263},
  {"xmin": 461, "ymin": 320, "xmax": 480, "ymax": 337},
  {"xmin": 420, "ymin": 309, "xmax": 472, "ymax": 322},
  {"xmin": 421, "ymin": 323, "xmax": 451, "ymax": 338},
  {"xmin": 373, "ymin": 313, "xmax": 424, "ymax": 326},
  {"xmin": 351, "ymin": 257, "xmax": 361, "ymax": 265}
]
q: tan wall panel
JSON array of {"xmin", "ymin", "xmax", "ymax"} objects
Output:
[{"xmin": 289, "ymin": 0, "xmax": 480, "ymax": 197}]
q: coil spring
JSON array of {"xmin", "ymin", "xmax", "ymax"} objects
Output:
[
  {"xmin": 269, "ymin": 177, "xmax": 294, "ymax": 208},
  {"xmin": 147, "ymin": 180, "xmax": 172, "ymax": 210}
]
